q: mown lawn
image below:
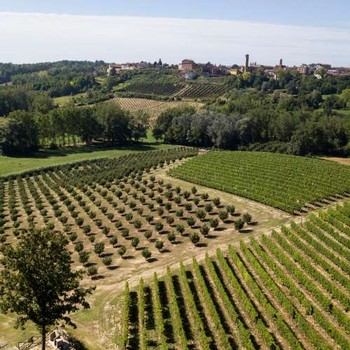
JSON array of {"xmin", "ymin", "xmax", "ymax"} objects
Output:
[{"xmin": 0, "ymin": 140, "xmax": 173, "ymax": 177}]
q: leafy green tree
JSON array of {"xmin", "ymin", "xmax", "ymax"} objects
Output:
[
  {"xmin": 0, "ymin": 228, "xmax": 93, "ymax": 350},
  {"xmin": 130, "ymin": 111, "xmax": 150, "ymax": 141},
  {"xmin": 0, "ymin": 111, "xmax": 39, "ymax": 155},
  {"xmin": 96, "ymin": 103, "xmax": 131, "ymax": 144}
]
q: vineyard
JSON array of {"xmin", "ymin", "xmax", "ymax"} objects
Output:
[
  {"xmin": 121, "ymin": 202, "xmax": 350, "ymax": 349},
  {"xmin": 170, "ymin": 151, "xmax": 350, "ymax": 213},
  {"xmin": 0, "ymin": 148, "xmax": 259, "ymax": 284},
  {"xmin": 118, "ymin": 82, "xmax": 228, "ymax": 100},
  {"xmin": 111, "ymin": 97, "xmax": 203, "ymax": 122}
]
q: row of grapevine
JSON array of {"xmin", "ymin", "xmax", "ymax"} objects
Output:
[
  {"xmin": 119, "ymin": 82, "xmax": 228, "ymax": 100},
  {"xmin": 170, "ymin": 151, "xmax": 350, "ymax": 213},
  {"xmin": 121, "ymin": 203, "xmax": 350, "ymax": 349}
]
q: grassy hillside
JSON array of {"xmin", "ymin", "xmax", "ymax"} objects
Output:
[
  {"xmin": 170, "ymin": 151, "xmax": 350, "ymax": 213},
  {"xmin": 0, "ymin": 142, "xmax": 176, "ymax": 177}
]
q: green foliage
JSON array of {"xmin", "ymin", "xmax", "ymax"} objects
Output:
[
  {"xmin": 94, "ymin": 242, "xmax": 105, "ymax": 256},
  {"xmin": 155, "ymin": 240, "xmax": 164, "ymax": 251},
  {"xmin": 170, "ymin": 151, "xmax": 350, "ymax": 213},
  {"xmin": 0, "ymin": 111, "xmax": 39, "ymax": 156},
  {"xmin": 242, "ymin": 213, "xmax": 252, "ymax": 224},
  {"xmin": 0, "ymin": 228, "xmax": 93, "ymax": 349},
  {"xmin": 190, "ymin": 232, "xmax": 200, "ymax": 245},
  {"xmin": 142, "ymin": 248, "xmax": 152, "ymax": 260},
  {"xmin": 234, "ymin": 219, "xmax": 245, "ymax": 231}
]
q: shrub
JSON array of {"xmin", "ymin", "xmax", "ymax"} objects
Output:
[
  {"xmin": 234, "ymin": 219, "xmax": 245, "ymax": 230},
  {"xmin": 118, "ymin": 245, "xmax": 126, "ymax": 257},
  {"xmin": 102, "ymin": 227, "xmax": 110, "ymax": 235},
  {"xmin": 201, "ymin": 193, "xmax": 209, "ymax": 200},
  {"xmin": 174, "ymin": 196, "xmax": 181, "ymax": 205},
  {"xmin": 200, "ymin": 225, "xmax": 210, "ymax": 236},
  {"xmin": 190, "ymin": 233, "xmax": 200, "ymax": 245},
  {"xmin": 167, "ymin": 232, "xmax": 176, "ymax": 243},
  {"xmin": 102, "ymin": 256, "xmax": 112, "ymax": 266},
  {"xmin": 218, "ymin": 210, "xmax": 228, "ymax": 221},
  {"xmin": 227, "ymin": 205, "xmax": 235, "ymax": 215},
  {"xmin": 142, "ymin": 248, "xmax": 152, "ymax": 260},
  {"xmin": 166, "ymin": 216, "xmax": 174, "ymax": 225},
  {"xmin": 133, "ymin": 220, "xmax": 142, "ymax": 229},
  {"xmin": 155, "ymin": 222, "xmax": 164, "ymax": 232},
  {"xmin": 165, "ymin": 202, "xmax": 172, "ymax": 211},
  {"xmin": 131, "ymin": 237, "xmax": 140, "ymax": 248},
  {"xmin": 157, "ymin": 207, "xmax": 164, "ymax": 217},
  {"xmin": 94, "ymin": 242, "xmax": 105, "ymax": 256},
  {"xmin": 69, "ymin": 232, "xmax": 78, "ymax": 242},
  {"xmin": 95, "ymin": 219, "xmax": 103, "ymax": 228},
  {"xmin": 87, "ymin": 266, "xmax": 98, "ymax": 277},
  {"xmin": 209, "ymin": 218, "xmax": 219, "ymax": 229},
  {"xmin": 213, "ymin": 198, "xmax": 221, "ymax": 207},
  {"xmin": 183, "ymin": 191, "xmax": 191, "ymax": 199},
  {"xmin": 83, "ymin": 225, "xmax": 91, "ymax": 234},
  {"xmin": 146, "ymin": 215, "xmax": 154, "ymax": 223},
  {"xmin": 185, "ymin": 203, "xmax": 192, "ymax": 211},
  {"xmin": 155, "ymin": 240, "xmax": 164, "ymax": 251},
  {"xmin": 125, "ymin": 213, "xmax": 133, "ymax": 221},
  {"xmin": 115, "ymin": 220, "xmax": 122, "ymax": 228},
  {"xmin": 196, "ymin": 209, "xmax": 206, "ymax": 221},
  {"xmin": 242, "ymin": 213, "xmax": 252, "ymax": 224},
  {"xmin": 79, "ymin": 251, "xmax": 89, "ymax": 265},
  {"xmin": 187, "ymin": 216, "xmax": 196, "ymax": 227},
  {"xmin": 120, "ymin": 228, "xmax": 129, "ymax": 238},
  {"xmin": 110, "ymin": 236, "xmax": 118, "ymax": 246},
  {"xmin": 176, "ymin": 224, "xmax": 185, "ymax": 235},
  {"xmin": 205, "ymin": 203, "xmax": 213, "ymax": 213},
  {"xmin": 74, "ymin": 242, "xmax": 84, "ymax": 252},
  {"xmin": 176, "ymin": 209, "xmax": 184, "ymax": 217},
  {"xmin": 144, "ymin": 230, "xmax": 153, "ymax": 240}
]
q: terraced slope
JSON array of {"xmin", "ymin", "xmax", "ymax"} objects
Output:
[{"xmin": 170, "ymin": 151, "xmax": 350, "ymax": 213}]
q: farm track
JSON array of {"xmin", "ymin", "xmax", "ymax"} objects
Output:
[{"xmin": 2, "ymin": 150, "xmax": 350, "ymax": 349}]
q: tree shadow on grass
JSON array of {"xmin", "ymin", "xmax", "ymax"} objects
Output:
[{"xmin": 10, "ymin": 142, "xmax": 164, "ymax": 160}]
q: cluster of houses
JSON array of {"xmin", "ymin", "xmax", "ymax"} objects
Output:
[{"xmin": 107, "ymin": 55, "xmax": 350, "ymax": 79}]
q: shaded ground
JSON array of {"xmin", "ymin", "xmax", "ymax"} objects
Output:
[{"xmin": 0, "ymin": 142, "xmax": 175, "ymax": 177}]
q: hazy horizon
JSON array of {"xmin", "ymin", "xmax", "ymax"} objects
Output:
[{"xmin": 1, "ymin": 10, "xmax": 350, "ymax": 67}]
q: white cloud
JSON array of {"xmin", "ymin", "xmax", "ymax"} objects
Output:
[{"xmin": 1, "ymin": 12, "xmax": 350, "ymax": 66}]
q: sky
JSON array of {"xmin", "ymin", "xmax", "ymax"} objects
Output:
[{"xmin": 1, "ymin": 0, "xmax": 350, "ymax": 66}]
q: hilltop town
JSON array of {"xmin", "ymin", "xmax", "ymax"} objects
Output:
[{"xmin": 107, "ymin": 54, "xmax": 350, "ymax": 79}]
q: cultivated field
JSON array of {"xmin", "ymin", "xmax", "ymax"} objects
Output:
[
  {"xmin": 118, "ymin": 82, "xmax": 229, "ymax": 100},
  {"xmin": 122, "ymin": 202, "xmax": 350, "ymax": 349},
  {"xmin": 170, "ymin": 151, "xmax": 350, "ymax": 213},
  {"xmin": 0, "ymin": 142, "xmax": 177, "ymax": 177},
  {"xmin": 0, "ymin": 149, "xmax": 292, "ymax": 348},
  {"xmin": 111, "ymin": 97, "xmax": 203, "ymax": 122}
]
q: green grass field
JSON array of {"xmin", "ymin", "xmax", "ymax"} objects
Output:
[
  {"xmin": 0, "ymin": 140, "xmax": 174, "ymax": 177},
  {"xmin": 170, "ymin": 151, "xmax": 350, "ymax": 213}
]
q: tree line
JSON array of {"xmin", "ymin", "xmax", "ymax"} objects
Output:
[
  {"xmin": 153, "ymin": 102, "xmax": 349, "ymax": 156},
  {"xmin": 0, "ymin": 103, "xmax": 149, "ymax": 156}
]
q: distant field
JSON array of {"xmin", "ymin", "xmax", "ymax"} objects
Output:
[
  {"xmin": 111, "ymin": 97, "xmax": 203, "ymax": 122},
  {"xmin": 0, "ymin": 143, "xmax": 176, "ymax": 177},
  {"xmin": 53, "ymin": 92, "xmax": 87, "ymax": 106},
  {"xmin": 170, "ymin": 151, "xmax": 350, "ymax": 213},
  {"xmin": 118, "ymin": 82, "xmax": 229, "ymax": 100}
]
